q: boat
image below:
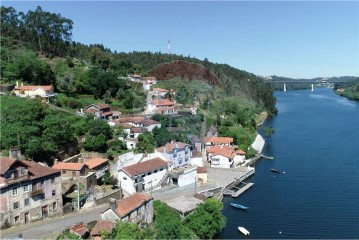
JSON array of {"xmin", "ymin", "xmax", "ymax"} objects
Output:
[
  {"xmin": 230, "ymin": 203, "xmax": 249, "ymax": 210},
  {"xmin": 271, "ymin": 169, "xmax": 280, "ymax": 173},
  {"xmin": 238, "ymin": 226, "xmax": 250, "ymax": 236}
]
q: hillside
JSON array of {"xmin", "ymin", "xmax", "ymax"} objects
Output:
[{"xmin": 334, "ymin": 78, "xmax": 359, "ymax": 100}]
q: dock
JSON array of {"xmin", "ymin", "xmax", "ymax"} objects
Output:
[
  {"xmin": 261, "ymin": 154, "xmax": 274, "ymax": 160},
  {"xmin": 231, "ymin": 182, "xmax": 254, "ymax": 197}
]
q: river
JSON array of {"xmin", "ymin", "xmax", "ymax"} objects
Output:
[{"xmin": 217, "ymin": 88, "xmax": 359, "ymax": 239}]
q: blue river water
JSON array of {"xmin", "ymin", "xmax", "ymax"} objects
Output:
[{"xmin": 217, "ymin": 88, "xmax": 359, "ymax": 239}]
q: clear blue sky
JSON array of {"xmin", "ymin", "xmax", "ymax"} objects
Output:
[{"xmin": 2, "ymin": 1, "xmax": 359, "ymax": 79}]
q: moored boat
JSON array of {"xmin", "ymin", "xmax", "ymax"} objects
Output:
[
  {"xmin": 271, "ymin": 168, "xmax": 280, "ymax": 173},
  {"xmin": 238, "ymin": 226, "xmax": 250, "ymax": 236},
  {"xmin": 230, "ymin": 203, "xmax": 249, "ymax": 210}
]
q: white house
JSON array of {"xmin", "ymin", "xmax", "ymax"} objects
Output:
[
  {"xmin": 13, "ymin": 84, "xmax": 55, "ymax": 103},
  {"xmin": 152, "ymin": 88, "xmax": 170, "ymax": 98},
  {"xmin": 117, "ymin": 157, "xmax": 169, "ymax": 194},
  {"xmin": 170, "ymin": 165, "xmax": 197, "ymax": 187},
  {"xmin": 101, "ymin": 193, "xmax": 153, "ymax": 224},
  {"xmin": 156, "ymin": 142, "xmax": 191, "ymax": 168},
  {"xmin": 206, "ymin": 146, "xmax": 235, "ymax": 168},
  {"xmin": 130, "ymin": 127, "xmax": 146, "ymax": 139},
  {"xmin": 143, "ymin": 119, "xmax": 161, "ymax": 132},
  {"xmin": 141, "ymin": 77, "xmax": 157, "ymax": 91},
  {"xmin": 84, "ymin": 103, "xmax": 113, "ymax": 120},
  {"xmin": 189, "ymin": 150, "xmax": 203, "ymax": 167},
  {"xmin": 124, "ymin": 138, "xmax": 138, "ymax": 150}
]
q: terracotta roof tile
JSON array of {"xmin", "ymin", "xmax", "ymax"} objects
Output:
[
  {"xmin": 191, "ymin": 150, "xmax": 202, "ymax": 158},
  {"xmin": 122, "ymin": 158, "xmax": 168, "ymax": 177},
  {"xmin": 97, "ymin": 103, "xmax": 110, "ymax": 109},
  {"xmin": 154, "ymin": 99, "xmax": 174, "ymax": 106},
  {"xmin": 85, "ymin": 158, "xmax": 108, "ymax": 170},
  {"xmin": 0, "ymin": 157, "xmax": 16, "ymax": 175},
  {"xmin": 143, "ymin": 119, "xmax": 160, "ymax": 127},
  {"xmin": 131, "ymin": 127, "xmax": 146, "ymax": 133},
  {"xmin": 209, "ymin": 148, "xmax": 234, "ymax": 159},
  {"xmin": 153, "ymin": 88, "xmax": 169, "ymax": 92},
  {"xmin": 90, "ymin": 220, "xmax": 115, "ymax": 236},
  {"xmin": 115, "ymin": 193, "xmax": 152, "ymax": 217},
  {"xmin": 204, "ymin": 137, "xmax": 233, "ymax": 144},
  {"xmin": 117, "ymin": 123, "xmax": 132, "ymax": 129},
  {"xmin": 14, "ymin": 85, "xmax": 53, "ymax": 91},
  {"xmin": 197, "ymin": 167, "xmax": 208, "ymax": 173},
  {"xmin": 52, "ymin": 162, "xmax": 84, "ymax": 171},
  {"xmin": 70, "ymin": 223, "xmax": 89, "ymax": 236}
]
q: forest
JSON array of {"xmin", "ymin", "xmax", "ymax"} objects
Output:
[{"xmin": 334, "ymin": 78, "xmax": 359, "ymax": 100}]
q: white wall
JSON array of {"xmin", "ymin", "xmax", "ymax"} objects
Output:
[
  {"xmin": 189, "ymin": 157, "xmax": 203, "ymax": 167},
  {"xmin": 118, "ymin": 171, "xmax": 136, "ymax": 194},
  {"xmin": 146, "ymin": 124, "xmax": 161, "ymax": 132},
  {"xmin": 251, "ymin": 133, "xmax": 265, "ymax": 153},
  {"xmin": 210, "ymin": 155, "xmax": 231, "ymax": 168},
  {"xmin": 233, "ymin": 155, "xmax": 245, "ymax": 166},
  {"xmin": 177, "ymin": 169, "xmax": 197, "ymax": 187}
]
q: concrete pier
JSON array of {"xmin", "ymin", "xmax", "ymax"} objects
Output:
[{"xmin": 231, "ymin": 182, "xmax": 254, "ymax": 197}]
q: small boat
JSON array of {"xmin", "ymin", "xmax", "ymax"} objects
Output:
[
  {"xmin": 238, "ymin": 226, "xmax": 250, "ymax": 236},
  {"xmin": 271, "ymin": 169, "xmax": 280, "ymax": 173},
  {"xmin": 231, "ymin": 203, "xmax": 249, "ymax": 210}
]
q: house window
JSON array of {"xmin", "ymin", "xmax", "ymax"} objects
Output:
[
  {"xmin": 13, "ymin": 202, "xmax": 19, "ymax": 209},
  {"xmin": 12, "ymin": 188, "xmax": 18, "ymax": 196},
  {"xmin": 23, "ymin": 185, "xmax": 29, "ymax": 192},
  {"xmin": 148, "ymin": 172, "xmax": 152, "ymax": 176},
  {"xmin": 53, "ymin": 202, "xmax": 57, "ymax": 210},
  {"xmin": 14, "ymin": 215, "xmax": 20, "ymax": 223},
  {"xmin": 123, "ymin": 177, "xmax": 127, "ymax": 180},
  {"xmin": 24, "ymin": 198, "xmax": 30, "ymax": 206},
  {"xmin": 62, "ymin": 170, "xmax": 66, "ymax": 174},
  {"xmin": 20, "ymin": 167, "xmax": 26, "ymax": 175},
  {"xmin": 52, "ymin": 190, "xmax": 56, "ymax": 196},
  {"xmin": 154, "ymin": 170, "xmax": 157, "ymax": 173}
]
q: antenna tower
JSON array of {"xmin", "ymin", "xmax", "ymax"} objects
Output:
[{"xmin": 167, "ymin": 40, "xmax": 171, "ymax": 54}]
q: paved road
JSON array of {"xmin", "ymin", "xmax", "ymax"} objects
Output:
[{"xmin": 1, "ymin": 204, "xmax": 108, "ymax": 239}]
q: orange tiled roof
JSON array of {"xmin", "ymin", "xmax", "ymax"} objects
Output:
[
  {"xmin": 153, "ymin": 87, "xmax": 169, "ymax": 92},
  {"xmin": 52, "ymin": 162, "xmax": 84, "ymax": 171},
  {"xmin": 14, "ymin": 85, "xmax": 53, "ymax": 91},
  {"xmin": 204, "ymin": 137, "xmax": 233, "ymax": 144},
  {"xmin": 85, "ymin": 158, "xmax": 108, "ymax": 170},
  {"xmin": 143, "ymin": 119, "xmax": 160, "ymax": 127},
  {"xmin": 70, "ymin": 223, "xmax": 89, "ymax": 236},
  {"xmin": 155, "ymin": 99, "xmax": 174, "ymax": 106},
  {"xmin": 131, "ymin": 127, "xmax": 146, "ymax": 133},
  {"xmin": 122, "ymin": 158, "xmax": 168, "ymax": 177},
  {"xmin": 90, "ymin": 220, "xmax": 115, "ymax": 236},
  {"xmin": 115, "ymin": 193, "xmax": 152, "ymax": 217},
  {"xmin": 209, "ymin": 148, "xmax": 234, "ymax": 159},
  {"xmin": 197, "ymin": 167, "xmax": 208, "ymax": 174}
]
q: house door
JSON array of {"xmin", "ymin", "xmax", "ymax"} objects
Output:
[
  {"xmin": 42, "ymin": 206, "xmax": 48, "ymax": 219},
  {"xmin": 24, "ymin": 212, "xmax": 29, "ymax": 223}
]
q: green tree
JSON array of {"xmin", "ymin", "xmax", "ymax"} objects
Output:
[
  {"xmin": 110, "ymin": 221, "xmax": 144, "ymax": 240},
  {"xmin": 135, "ymin": 132, "xmax": 155, "ymax": 154},
  {"xmin": 264, "ymin": 126, "xmax": 275, "ymax": 139},
  {"xmin": 153, "ymin": 200, "xmax": 195, "ymax": 240},
  {"xmin": 184, "ymin": 198, "xmax": 226, "ymax": 239}
]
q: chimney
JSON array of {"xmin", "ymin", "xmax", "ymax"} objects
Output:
[
  {"xmin": 109, "ymin": 198, "xmax": 117, "ymax": 210},
  {"xmin": 21, "ymin": 82, "xmax": 23, "ymax": 86},
  {"xmin": 78, "ymin": 158, "xmax": 83, "ymax": 163},
  {"xmin": 80, "ymin": 108, "xmax": 83, "ymax": 114},
  {"xmin": 16, "ymin": 81, "xmax": 19, "ymax": 87},
  {"xmin": 9, "ymin": 147, "xmax": 21, "ymax": 160},
  {"xmin": 54, "ymin": 159, "xmax": 59, "ymax": 164},
  {"xmin": 176, "ymin": 143, "xmax": 178, "ymax": 149}
]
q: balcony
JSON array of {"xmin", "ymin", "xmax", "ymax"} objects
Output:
[
  {"xmin": 30, "ymin": 186, "xmax": 44, "ymax": 196},
  {"xmin": 95, "ymin": 166, "xmax": 109, "ymax": 179}
]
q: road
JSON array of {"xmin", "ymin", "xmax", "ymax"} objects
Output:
[{"xmin": 1, "ymin": 204, "xmax": 108, "ymax": 239}]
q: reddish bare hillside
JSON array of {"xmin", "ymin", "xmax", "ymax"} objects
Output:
[{"xmin": 147, "ymin": 60, "xmax": 220, "ymax": 85}]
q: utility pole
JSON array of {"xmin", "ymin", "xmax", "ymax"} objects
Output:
[{"xmin": 77, "ymin": 181, "xmax": 80, "ymax": 211}]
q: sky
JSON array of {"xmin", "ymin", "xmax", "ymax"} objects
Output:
[{"xmin": 2, "ymin": 1, "xmax": 359, "ymax": 79}]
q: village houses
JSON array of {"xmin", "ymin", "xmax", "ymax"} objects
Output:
[
  {"xmin": 0, "ymin": 157, "xmax": 63, "ymax": 228},
  {"xmin": 83, "ymin": 103, "xmax": 115, "ymax": 120}
]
